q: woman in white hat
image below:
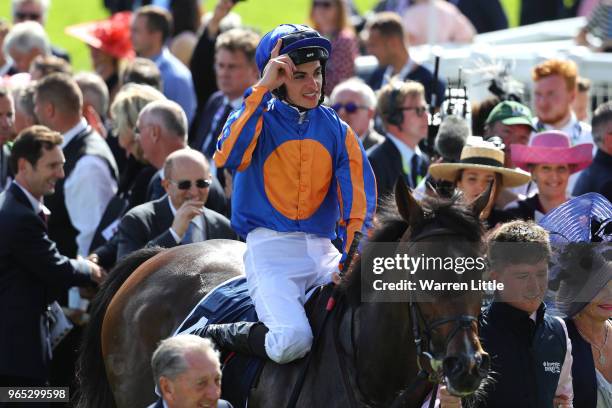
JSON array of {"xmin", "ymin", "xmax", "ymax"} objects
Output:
[
  {"xmin": 429, "ymin": 136, "xmax": 531, "ymax": 228},
  {"xmin": 506, "ymin": 130, "xmax": 593, "ymax": 222}
]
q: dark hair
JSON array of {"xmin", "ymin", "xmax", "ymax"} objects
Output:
[
  {"xmin": 365, "ymin": 12, "xmax": 404, "ymax": 39},
  {"xmin": 121, "ymin": 57, "xmax": 163, "ymax": 90},
  {"xmin": 9, "ymin": 125, "xmax": 63, "ymax": 174},
  {"xmin": 136, "ymin": 6, "xmax": 173, "ymax": 43},
  {"xmin": 474, "ymin": 97, "xmax": 501, "ymax": 137},
  {"xmin": 170, "ymin": 0, "xmax": 201, "ymax": 36},
  {"xmin": 487, "ymin": 220, "xmax": 551, "ymax": 272},
  {"xmin": 35, "ymin": 72, "xmax": 82, "ymax": 116}
]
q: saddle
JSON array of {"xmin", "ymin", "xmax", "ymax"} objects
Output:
[{"xmin": 174, "ymin": 276, "xmax": 329, "ymax": 408}]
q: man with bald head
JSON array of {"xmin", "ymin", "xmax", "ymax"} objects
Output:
[
  {"xmin": 116, "ymin": 148, "xmax": 236, "ymax": 260},
  {"xmin": 136, "ymin": 99, "xmax": 228, "ymax": 216}
]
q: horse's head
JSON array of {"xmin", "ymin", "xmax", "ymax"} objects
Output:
[{"xmin": 394, "ymin": 180, "xmax": 491, "ymax": 396}]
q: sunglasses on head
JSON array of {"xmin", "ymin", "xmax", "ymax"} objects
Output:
[
  {"xmin": 169, "ymin": 179, "xmax": 212, "ymax": 190},
  {"xmin": 331, "ymin": 102, "xmax": 368, "ymax": 114},
  {"xmin": 15, "ymin": 11, "xmax": 41, "ymax": 20}
]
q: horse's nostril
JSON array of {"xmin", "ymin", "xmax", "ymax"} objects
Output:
[{"xmin": 443, "ymin": 356, "xmax": 465, "ymax": 377}]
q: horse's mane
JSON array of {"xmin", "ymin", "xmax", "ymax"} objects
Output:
[{"xmin": 341, "ymin": 193, "xmax": 485, "ymax": 305}]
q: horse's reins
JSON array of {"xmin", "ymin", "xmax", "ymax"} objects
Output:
[
  {"xmin": 390, "ymin": 225, "xmax": 481, "ymax": 408},
  {"xmin": 285, "ymin": 232, "xmax": 363, "ymax": 408},
  {"xmin": 287, "ymin": 223, "xmax": 481, "ymax": 407}
]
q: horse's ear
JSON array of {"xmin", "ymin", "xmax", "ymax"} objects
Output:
[
  {"xmin": 471, "ymin": 180, "xmax": 495, "ymax": 220},
  {"xmin": 395, "ymin": 178, "xmax": 424, "ymax": 225}
]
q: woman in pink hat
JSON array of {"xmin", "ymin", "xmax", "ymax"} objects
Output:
[
  {"xmin": 66, "ymin": 12, "xmax": 135, "ymax": 104},
  {"xmin": 506, "ymin": 130, "xmax": 593, "ymax": 221}
]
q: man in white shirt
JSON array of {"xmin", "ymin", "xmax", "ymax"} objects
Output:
[{"xmin": 33, "ymin": 73, "xmax": 118, "ymax": 259}]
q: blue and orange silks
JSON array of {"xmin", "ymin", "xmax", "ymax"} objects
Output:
[{"xmin": 214, "ymin": 85, "xmax": 377, "ymax": 256}]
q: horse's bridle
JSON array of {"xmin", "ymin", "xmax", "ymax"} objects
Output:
[
  {"xmin": 330, "ymin": 224, "xmax": 483, "ymax": 408},
  {"xmin": 400, "ymin": 225, "xmax": 481, "ymax": 389}
]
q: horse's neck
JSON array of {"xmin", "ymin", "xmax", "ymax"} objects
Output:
[{"xmin": 347, "ymin": 302, "xmax": 426, "ymax": 406}]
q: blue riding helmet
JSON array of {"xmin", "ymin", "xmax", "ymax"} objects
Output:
[
  {"xmin": 255, "ymin": 24, "xmax": 332, "ymax": 74},
  {"xmin": 255, "ymin": 24, "xmax": 332, "ymax": 107}
]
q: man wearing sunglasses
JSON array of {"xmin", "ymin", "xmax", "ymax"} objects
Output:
[
  {"xmin": 329, "ymin": 77, "xmax": 384, "ymax": 151},
  {"xmin": 116, "ymin": 148, "xmax": 235, "ymax": 260},
  {"xmin": 368, "ymin": 80, "xmax": 429, "ymax": 200}
]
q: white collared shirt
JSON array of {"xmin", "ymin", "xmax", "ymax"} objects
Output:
[
  {"xmin": 62, "ymin": 118, "xmax": 118, "ymax": 256},
  {"xmin": 386, "ymin": 133, "xmax": 424, "ymax": 167},
  {"xmin": 167, "ymin": 196, "xmax": 206, "ymax": 243}
]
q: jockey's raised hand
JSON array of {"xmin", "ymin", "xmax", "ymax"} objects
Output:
[{"xmin": 256, "ymin": 39, "xmax": 297, "ymax": 91}]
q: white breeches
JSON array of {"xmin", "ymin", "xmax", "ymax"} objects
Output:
[{"xmin": 244, "ymin": 228, "xmax": 342, "ymax": 364}]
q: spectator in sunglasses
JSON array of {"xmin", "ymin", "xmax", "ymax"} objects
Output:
[
  {"xmin": 116, "ymin": 148, "xmax": 236, "ymax": 260},
  {"xmin": 11, "ymin": 0, "xmax": 71, "ymax": 63},
  {"xmin": 329, "ymin": 77, "xmax": 384, "ymax": 150}
]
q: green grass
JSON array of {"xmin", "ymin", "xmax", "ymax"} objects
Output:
[{"xmin": 0, "ymin": 0, "xmax": 377, "ymax": 72}]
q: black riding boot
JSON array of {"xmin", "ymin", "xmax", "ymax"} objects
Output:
[{"xmin": 193, "ymin": 321, "xmax": 269, "ymax": 360}]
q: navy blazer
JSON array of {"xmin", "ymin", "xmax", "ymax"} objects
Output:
[
  {"xmin": 367, "ymin": 138, "xmax": 429, "ymax": 201},
  {"xmin": 116, "ymin": 196, "xmax": 237, "ymax": 260},
  {"xmin": 366, "ymin": 64, "xmax": 446, "ymax": 108},
  {"xmin": 0, "ymin": 183, "xmax": 92, "ymax": 381},
  {"xmin": 190, "ymin": 91, "xmax": 232, "ymax": 158}
]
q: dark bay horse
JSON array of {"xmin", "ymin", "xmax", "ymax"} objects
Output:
[{"xmin": 77, "ymin": 182, "xmax": 491, "ymax": 408}]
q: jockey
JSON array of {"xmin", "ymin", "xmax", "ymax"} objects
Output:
[{"xmin": 196, "ymin": 24, "xmax": 377, "ymax": 364}]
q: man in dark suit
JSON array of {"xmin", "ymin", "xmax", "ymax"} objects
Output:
[
  {"xmin": 0, "ymin": 126, "xmax": 104, "ymax": 386},
  {"xmin": 149, "ymin": 335, "xmax": 233, "ymax": 408},
  {"xmin": 189, "ymin": 28, "xmax": 260, "ymax": 163},
  {"xmin": 368, "ymin": 80, "xmax": 429, "ymax": 201},
  {"xmin": 117, "ymin": 148, "xmax": 236, "ymax": 260},
  {"xmin": 363, "ymin": 12, "xmax": 445, "ymax": 108}
]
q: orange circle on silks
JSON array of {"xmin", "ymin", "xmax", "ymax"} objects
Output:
[{"xmin": 263, "ymin": 139, "xmax": 333, "ymax": 220}]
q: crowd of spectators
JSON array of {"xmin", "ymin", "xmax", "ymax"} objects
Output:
[{"xmin": 0, "ymin": 0, "xmax": 611, "ymax": 406}]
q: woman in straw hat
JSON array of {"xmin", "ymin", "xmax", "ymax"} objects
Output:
[
  {"xmin": 541, "ymin": 193, "xmax": 612, "ymax": 408},
  {"xmin": 428, "ymin": 136, "xmax": 531, "ymax": 228},
  {"xmin": 506, "ymin": 130, "xmax": 593, "ymax": 222}
]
